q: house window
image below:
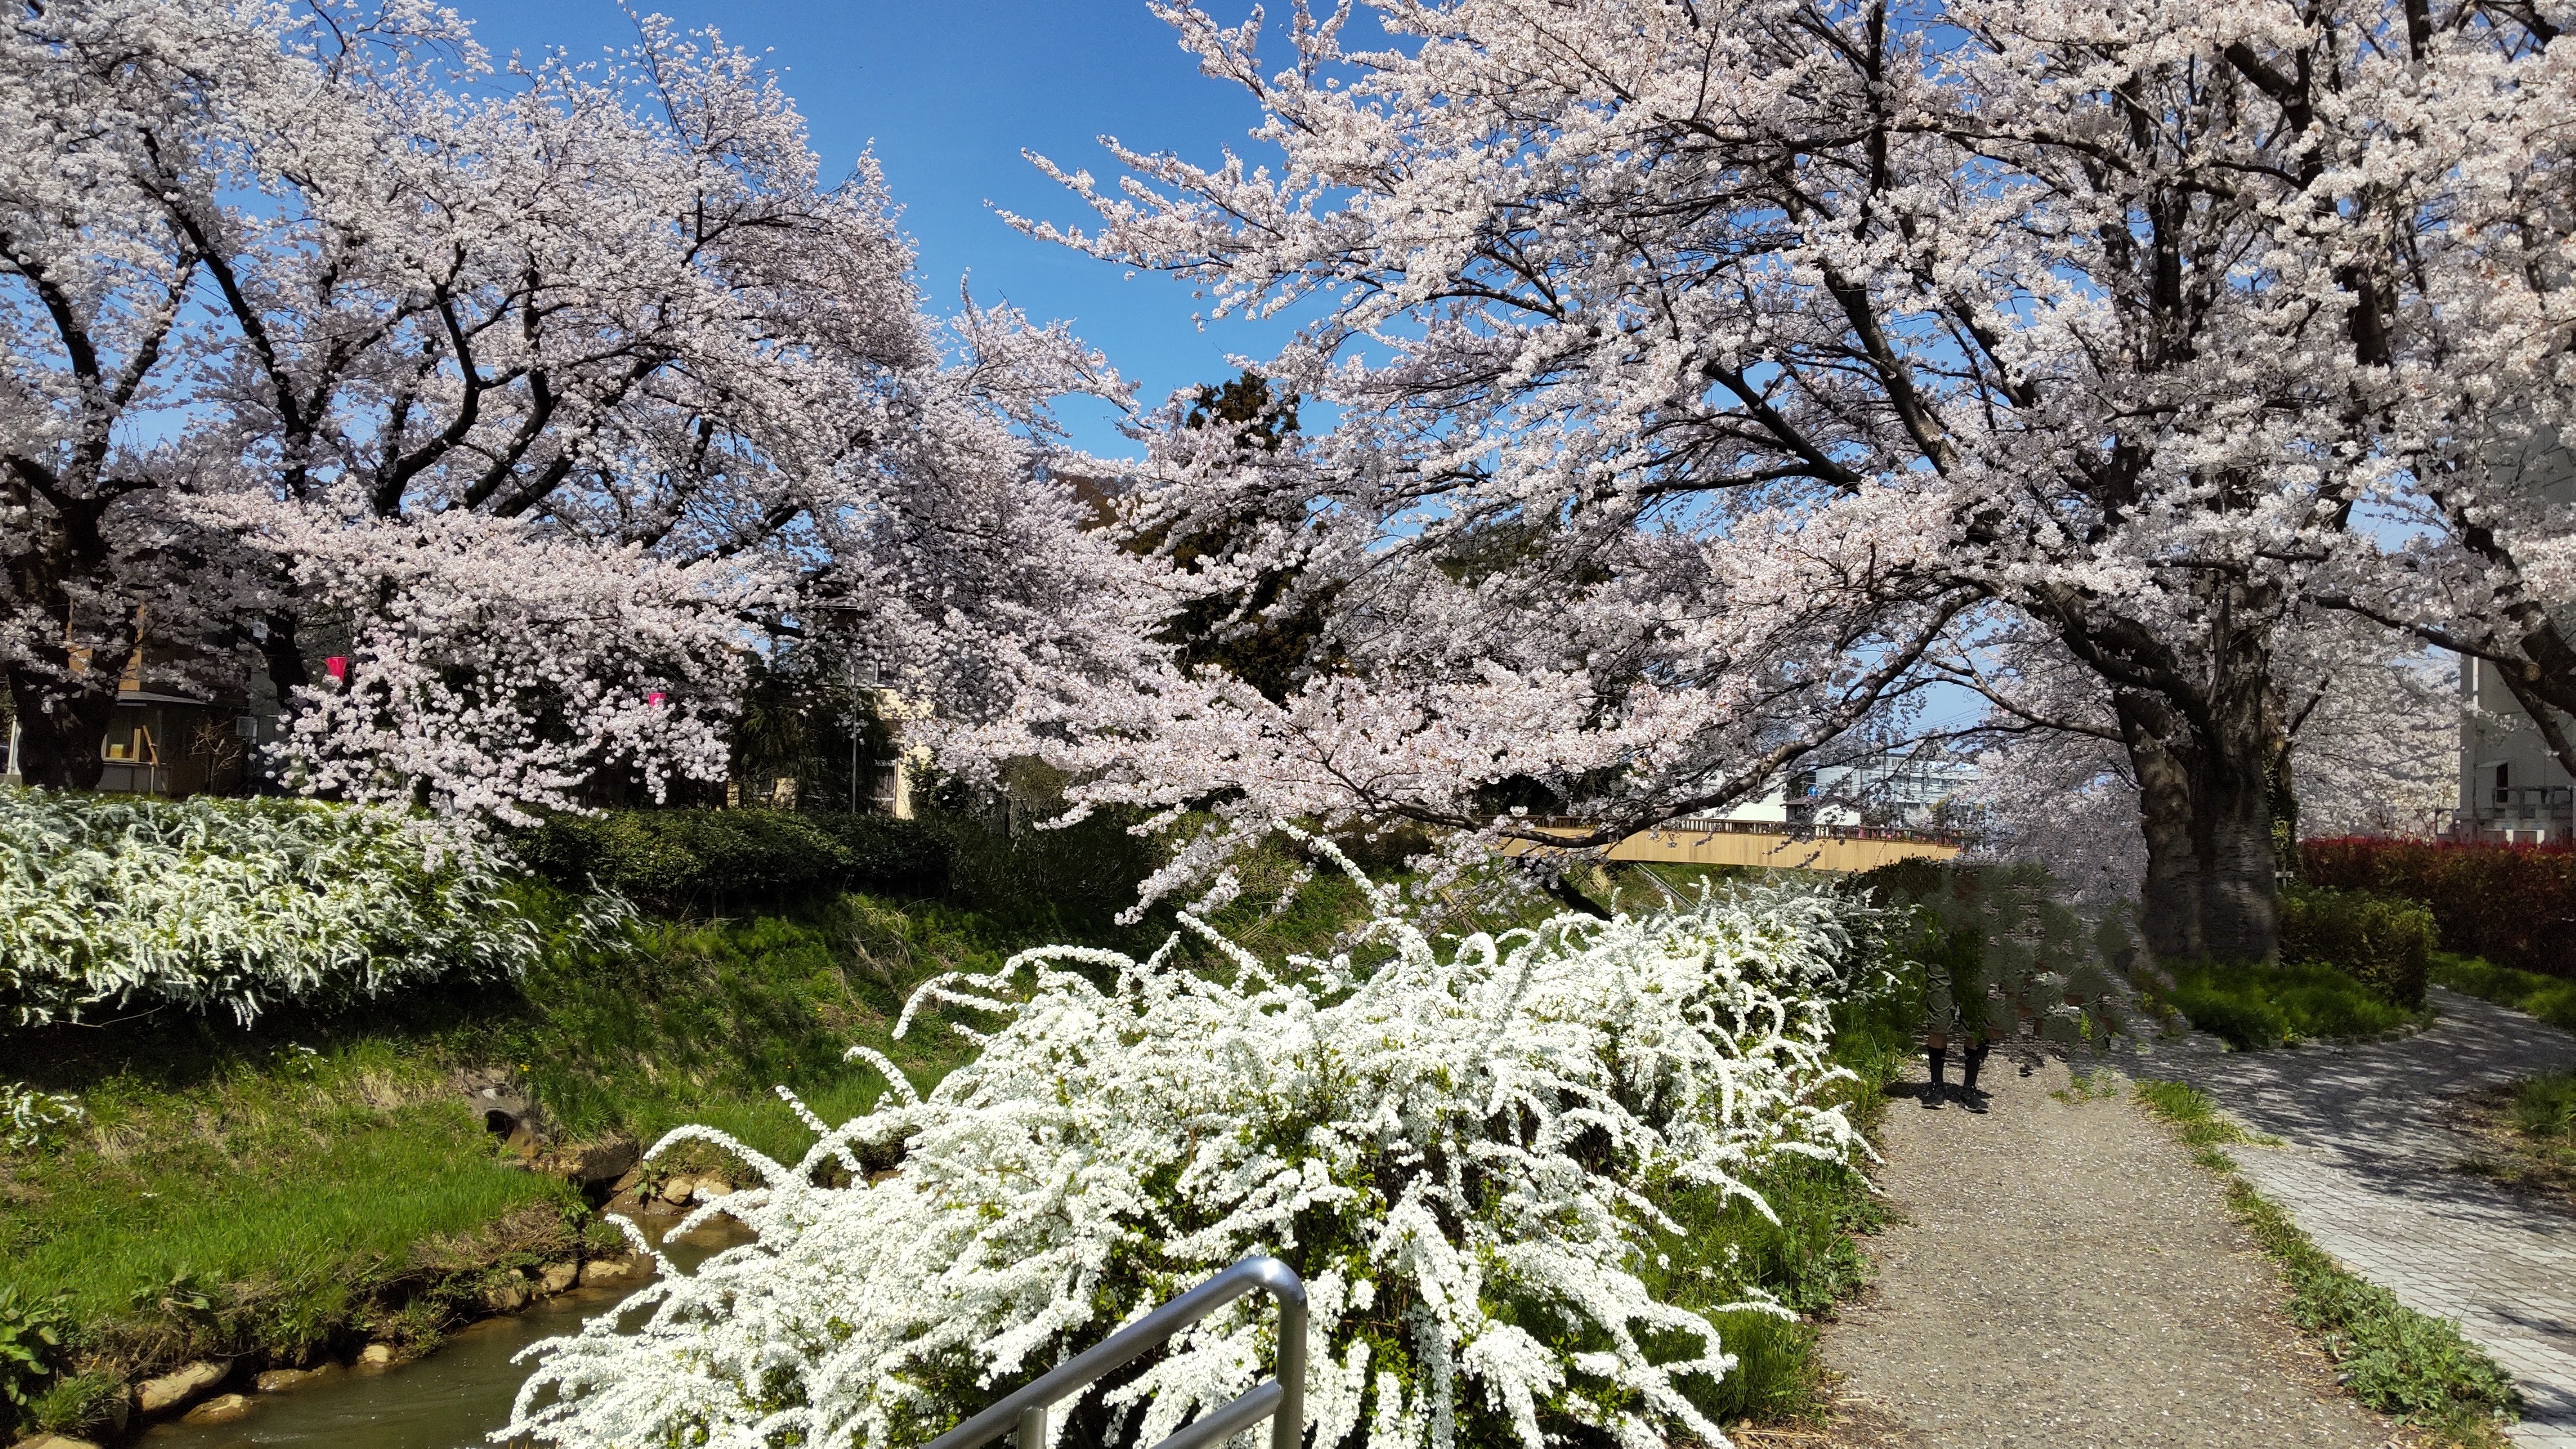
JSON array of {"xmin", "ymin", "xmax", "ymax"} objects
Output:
[{"xmin": 2496, "ymin": 762, "xmax": 2512, "ymax": 806}]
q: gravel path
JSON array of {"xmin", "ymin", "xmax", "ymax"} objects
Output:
[
  {"xmin": 1818, "ymin": 1054, "xmax": 2402, "ymax": 1448},
  {"xmin": 2145, "ymin": 987, "xmax": 2576, "ymax": 1448}
]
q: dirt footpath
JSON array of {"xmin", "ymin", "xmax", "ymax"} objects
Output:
[{"xmin": 1817, "ymin": 1054, "xmax": 2406, "ymax": 1449}]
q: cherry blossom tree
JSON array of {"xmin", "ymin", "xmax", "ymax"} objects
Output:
[
  {"xmin": 1949, "ymin": 612, "xmax": 2458, "ymax": 907},
  {"xmin": 1, "ymin": 0, "xmax": 1147, "ymax": 818},
  {"xmin": 1011, "ymin": 0, "xmax": 2572, "ymax": 959}
]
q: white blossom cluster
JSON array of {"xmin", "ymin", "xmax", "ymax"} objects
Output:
[
  {"xmin": 504, "ymin": 871, "xmax": 1875, "ymax": 1449},
  {"xmin": 984, "ymin": 0, "xmax": 2576, "ymax": 960},
  {"xmin": 1, "ymin": 1081, "xmax": 83, "ymax": 1153},
  {"xmin": 0, "ymin": 788, "xmax": 535, "ymax": 1025},
  {"xmin": 2, "ymin": 0, "xmax": 1155, "ymax": 820}
]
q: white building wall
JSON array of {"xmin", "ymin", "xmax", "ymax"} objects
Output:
[
  {"xmin": 2456, "ymin": 428, "xmax": 2576, "ymax": 844},
  {"xmin": 2459, "ymin": 655, "xmax": 2576, "ymax": 844}
]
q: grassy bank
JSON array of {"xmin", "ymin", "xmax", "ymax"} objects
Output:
[
  {"xmin": 2432, "ymin": 952, "xmax": 2576, "ymax": 1031},
  {"xmin": 0, "ymin": 876, "xmax": 1177, "ymax": 1435},
  {"xmin": 0, "ymin": 831, "xmax": 1893, "ymax": 1442},
  {"xmin": 2133, "ymin": 1081, "xmax": 2520, "ymax": 1445},
  {"xmin": 1641, "ymin": 953, "xmax": 1918, "ymax": 1426}
]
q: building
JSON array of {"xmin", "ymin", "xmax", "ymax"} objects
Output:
[
  {"xmin": 1703, "ymin": 748, "xmax": 1978, "ymax": 833},
  {"xmin": 2458, "ymin": 657, "xmax": 2575, "ymax": 844},
  {"xmin": 2453, "ymin": 426, "xmax": 2576, "ymax": 845},
  {"xmin": 1, "ymin": 637, "xmax": 260, "ymax": 796}
]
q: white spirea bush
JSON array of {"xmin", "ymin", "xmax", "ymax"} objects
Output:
[
  {"xmin": 506, "ymin": 867, "xmax": 1873, "ymax": 1449},
  {"xmin": 0, "ymin": 788, "xmax": 536, "ymax": 1027},
  {"xmin": 2, "ymin": 1082, "xmax": 83, "ymax": 1151}
]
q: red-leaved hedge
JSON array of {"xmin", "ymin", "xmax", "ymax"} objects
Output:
[{"xmin": 2300, "ymin": 838, "xmax": 2576, "ymax": 978}]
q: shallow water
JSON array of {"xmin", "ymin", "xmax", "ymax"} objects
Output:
[{"xmin": 140, "ymin": 1215, "xmax": 752, "ymax": 1449}]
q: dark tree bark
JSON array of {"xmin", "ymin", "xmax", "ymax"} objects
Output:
[
  {"xmin": 3, "ymin": 460, "xmax": 137, "ymax": 791},
  {"xmin": 6, "ymin": 668, "xmax": 120, "ymax": 790},
  {"xmin": 2117, "ymin": 687, "xmax": 2281, "ymax": 963}
]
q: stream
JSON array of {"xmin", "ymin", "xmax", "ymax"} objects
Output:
[{"xmin": 138, "ymin": 1215, "xmax": 753, "ymax": 1449}]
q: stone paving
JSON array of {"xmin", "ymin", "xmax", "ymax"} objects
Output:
[{"xmin": 2136, "ymin": 986, "xmax": 2576, "ymax": 1448}]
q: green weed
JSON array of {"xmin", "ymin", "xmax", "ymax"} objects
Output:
[
  {"xmin": 2510, "ymin": 1074, "xmax": 2576, "ymax": 1141},
  {"xmin": 2053, "ymin": 1068, "xmax": 2125, "ymax": 1103},
  {"xmin": 2160, "ymin": 960, "xmax": 2421, "ymax": 1050},
  {"xmin": 2134, "ymin": 1081, "xmax": 2518, "ymax": 1444},
  {"xmin": 2226, "ymin": 1182, "xmax": 2519, "ymax": 1444}
]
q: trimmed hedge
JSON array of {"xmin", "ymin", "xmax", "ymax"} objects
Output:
[
  {"xmin": 2302, "ymin": 838, "xmax": 2576, "ymax": 979},
  {"xmin": 515, "ymin": 810, "xmax": 950, "ymax": 910},
  {"xmin": 2277, "ymin": 887, "xmax": 2434, "ymax": 1009}
]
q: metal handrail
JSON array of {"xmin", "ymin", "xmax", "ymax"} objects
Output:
[{"xmin": 926, "ymin": 1258, "xmax": 1307, "ymax": 1449}]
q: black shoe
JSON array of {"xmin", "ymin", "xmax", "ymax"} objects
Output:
[
  {"xmin": 1916, "ymin": 1081, "xmax": 1946, "ymax": 1108},
  {"xmin": 1956, "ymin": 1085, "xmax": 1991, "ymax": 1114}
]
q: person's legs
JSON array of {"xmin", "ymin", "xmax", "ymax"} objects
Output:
[{"xmin": 1924, "ymin": 964, "xmax": 1957, "ymax": 1106}]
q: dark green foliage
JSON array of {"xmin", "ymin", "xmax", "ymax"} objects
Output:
[
  {"xmin": 2302, "ymin": 838, "xmax": 2576, "ymax": 978},
  {"xmin": 2227, "ymin": 1179, "xmax": 2519, "ymax": 1438},
  {"xmin": 2278, "ymin": 887, "xmax": 2436, "ymax": 1007},
  {"xmin": 0, "ymin": 1288, "xmax": 72, "ymax": 1433},
  {"xmin": 2159, "ymin": 960, "xmax": 2420, "ymax": 1050},
  {"xmin": 807, "ymin": 812, "xmax": 955, "ymax": 895},
  {"xmin": 1151, "ymin": 372, "xmax": 1340, "ymax": 705},
  {"xmin": 2430, "ymin": 952, "xmax": 2576, "ymax": 1030},
  {"xmin": 913, "ymin": 764, "xmax": 1174, "ymax": 934},
  {"xmin": 514, "ymin": 808, "xmax": 951, "ymax": 911}
]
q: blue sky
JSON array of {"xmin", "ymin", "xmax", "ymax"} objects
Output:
[{"xmin": 465, "ymin": 0, "xmax": 1298, "ymax": 459}]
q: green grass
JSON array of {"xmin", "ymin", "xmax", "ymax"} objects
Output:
[
  {"xmin": 2510, "ymin": 1072, "xmax": 2576, "ymax": 1141},
  {"xmin": 2135, "ymin": 1081, "xmax": 2519, "ymax": 1445},
  {"xmin": 0, "ymin": 880, "xmax": 1167, "ymax": 1414},
  {"xmin": 2432, "ymin": 952, "xmax": 2576, "ymax": 1032},
  {"xmin": 0, "ymin": 840, "xmax": 1571, "ymax": 1420},
  {"xmin": 2160, "ymin": 959, "xmax": 2422, "ymax": 1050},
  {"xmin": 2130, "ymin": 1079, "xmax": 2277, "ymax": 1168},
  {"xmin": 0, "ymin": 1036, "xmax": 600, "ymax": 1417},
  {"xmin": 2229, "ymin": 1182, "xmax": 2519, "ymax": 1444}
]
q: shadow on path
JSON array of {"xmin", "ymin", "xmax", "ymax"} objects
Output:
[{"xmin": 2139, "ymin": 987, "xmax": 2576, "ymax": 1448}]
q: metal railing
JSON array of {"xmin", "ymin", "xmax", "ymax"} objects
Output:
[{"xmin": 927, "ymin": 1258, "xmax": 1307, "ymax": 1449}]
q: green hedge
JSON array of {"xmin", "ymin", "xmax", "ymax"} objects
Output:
[
  {"xmin": 2303, "ymin": 838, "xmax": 2576, "ymax": 978},
  {"xmin": 2277, "ymin": 887, "xmax": 2434, "ymax": 1009},
  {"xmin": 515, "ymin": 810, "xmax": 950, "ymax": 909}
]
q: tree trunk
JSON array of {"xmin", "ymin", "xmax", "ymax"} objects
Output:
[
  {"xmin": 2119, "ymin": 690, "xmax": 2280, "ymax": 965},
  {"xmin": 6, "ymin": 665, "xmax": 121, "ymax": 791}
]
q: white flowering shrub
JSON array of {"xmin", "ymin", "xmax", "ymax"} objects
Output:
[
  {"xmin": 1, "ymin": 1083, "xmax": 82, "ymax": 1152},
  {"xmin": 506, "ymin": 864, "xmax": 1874, "ymax": 1449},
  {"xmin": 0, "ymin": 788, "xmax": 537, "ymax": 1027}
]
